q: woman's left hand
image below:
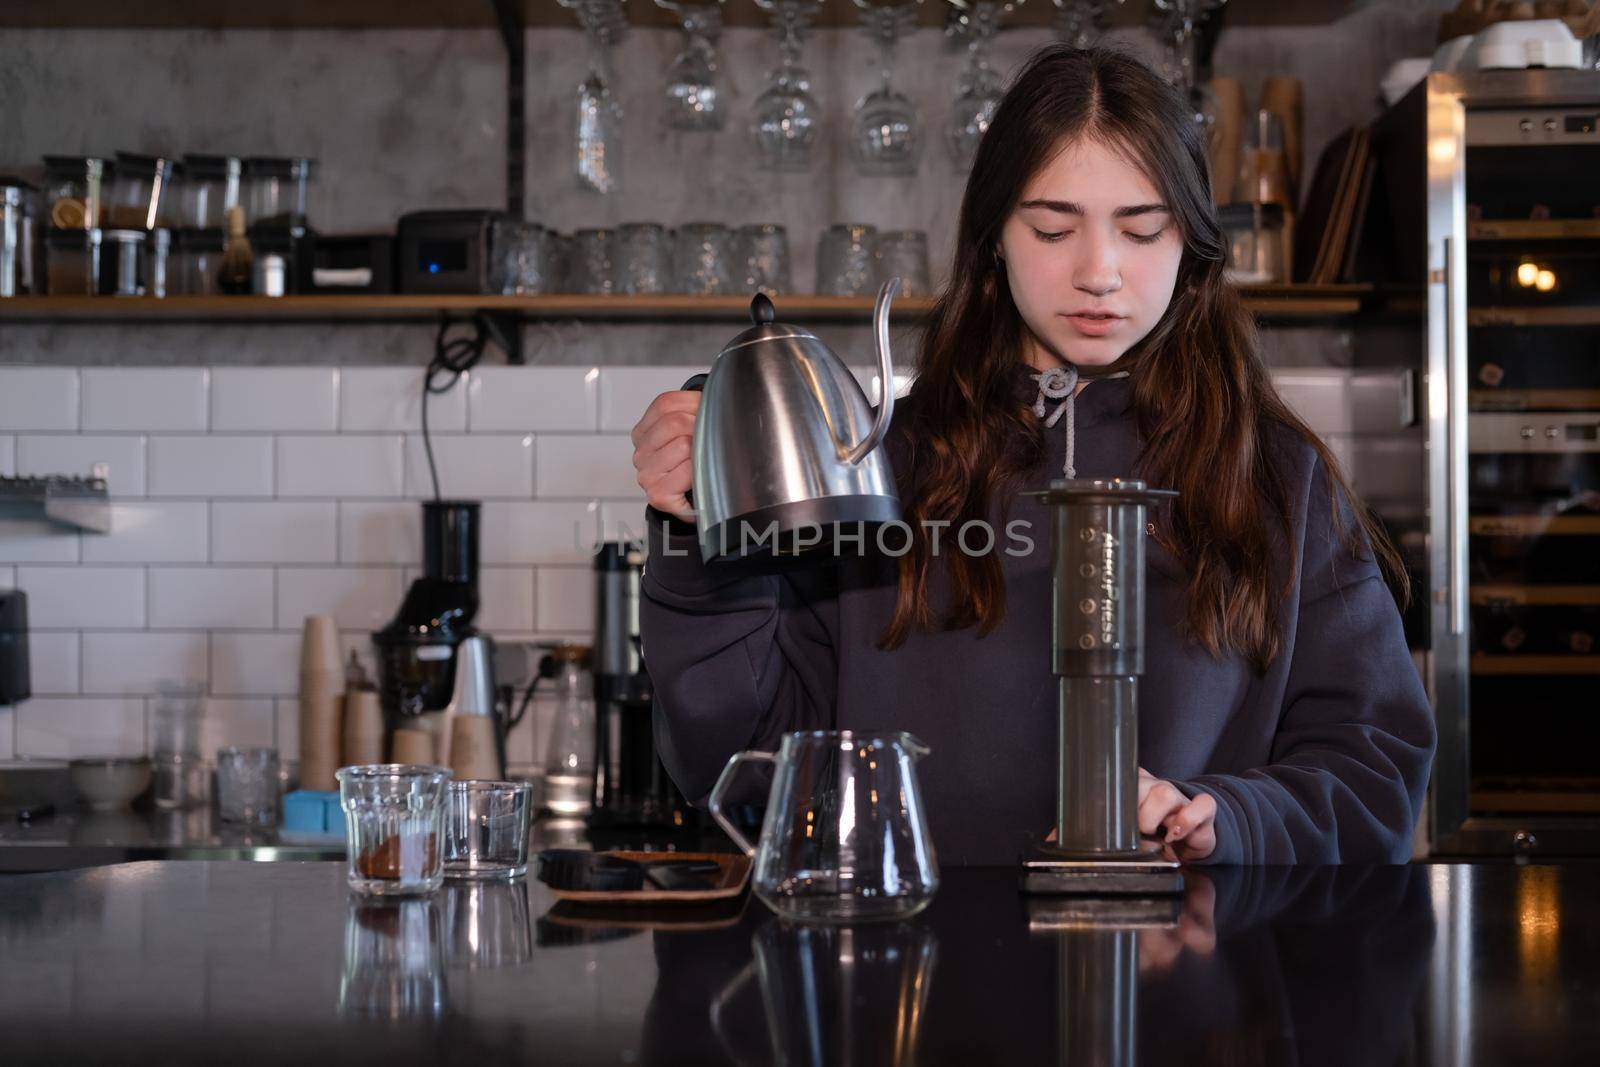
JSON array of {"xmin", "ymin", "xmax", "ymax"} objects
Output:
[{"xmin": 1138, "ymin": 768, "xmax": 1217, "ymax": 862}]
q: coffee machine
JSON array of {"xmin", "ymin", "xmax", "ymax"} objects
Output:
[
  {"xmin": 372, "ymin": 500, "xmax": 505, "ymax": 773},
  {"xmin": 589, "ymin": 540, "xmax": 696, "ymax": 828}
]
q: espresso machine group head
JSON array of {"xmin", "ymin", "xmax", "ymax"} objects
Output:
[{"xmin": 1021, "ymin": 478, "xmax": 1184, "ymax": 896}]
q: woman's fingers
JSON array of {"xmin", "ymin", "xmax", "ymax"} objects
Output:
[
  {"xmin": 631, "ymin": 391, "xmax": 702, "ymax": 522},
  {"xmin": 1138, "ymin": 779, "xmax": 1187, "ymax": 838},
  {"xmin": 1167, "ymin": 791, "xmax": 1218, "ymax": 861}
]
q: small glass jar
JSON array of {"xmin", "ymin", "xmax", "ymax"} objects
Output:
[
  {"xmin": 245, "ymin": 157, "xmax": 316, "ymax": 231},
  {"xmin": 108, "ymin": 152, "xmax": 179, "ymax": 230},
  {"xmin": 569, "ymin": 228, "xmax": 616, "ymax": 295},
  {"xmin": 179, "ymin": 155, "xmax": 242, "ymax": 229},
  {"xmin": 147, "ymin": 228, "xmax": 172, "ymax": 298},
  {"xmin": 217, "ymin": 746, "xmax": 280, "ymax": 825},
  {"xmin": 1219, "ymin": 202, "xmax": 1286, "ymax": 284},
  {"xmin": 174, "ymin": 228, "xmax": 226, "ymax": 296},
  {"xmin": 671, "ymin": 221, "xmax": 735, "ymax": 295},
  {"xmin": 616, "ymin": 222, "xmax": 672, "ymax": 295},
  {"xmin": 490, "ymin": 218, "xmax": 553, "ymax": 295},
  {"xmin": 337, "ymin": 764, "xmax": 452, "ymax": 897},
  {"xmin": 734, "ymin": 223, "xmax": 791, "ymax": 296},
  {"xmin": 873, "ymin": 230, "xmax": 931, "ymax": 297},
  {"xmin": 46, "ymin": 227, "xmax": 103, "ymax": 294},
  {"xmin": 101, "ymin": 229, "xmax": 147, "ymax": 297},
  {"xmin": 442, "ymin": 779, "xmax": 532, "ymax": 880},
  {"xmin": 42, "ymin": 156, "xmax": 111, "ymax": 229},
  {"xmin": 816, "ymin": 223, "xmax": 878, "ymax": 296},
  {"xmin": 1, "ymin": 177, "xmax": 41, "ymax": 297},
  {"xmin": 247, "ymin": 225, "xmax": 299, "ymax": 295}
]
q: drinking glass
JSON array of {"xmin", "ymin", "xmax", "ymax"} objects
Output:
[
  {"xmin": 945, "ymin": 0, "xmax": 1020, "ymax": 168},
  {"xmin": 1052, "ymin": 0, "xmax": 1122, "ymax": 49},
  {"xmin": 337, "ymin": 764, "xmax": 452, "ymax": 897},
  {"xmin": 216, "ymin": 746, "xmax": 279, "ymax": 826},
  {"xmin": 570, "ymin": 228, "xmax": 617, "ymax": 295},
  {"xmin": 874, "ymin": 230, "xmax": 931, "ymax": 296},
  {"xmin": 735, "ymin": 223, "xmax": 792, "ymax": 295},
  {"xmin": 617, "ymin": 222, "xmax": 673, "ymax": 294},
  {"xmin": 672, "ymin": 222, "xmax": 736, "ymax": 294},
  {"xmin": 565, "ymin": 0, "xmax": 628, "ymax": 194},
  {"xmin": 752, "ymin": 0, "xmax": 825, "ymax": 172},
  {"xmin": 816, "ymin": 223, "xmax": 878, "ymax": 296},
  {"xmin": 659, "ymin": 0, "xmax": 727, "ymax": 131},
  {"xmin": 443, "ymin": 779, "xmax": 533, "ymax": 880},
  {"xmin": 851, "ymin": 0, "xmax": 922, "ymax": 177}
]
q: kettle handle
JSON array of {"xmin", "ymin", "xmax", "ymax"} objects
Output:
[
  {"xmin": 708, "ymin": 749, "xmax": 775, "ymax": 857},
  {"xmin": 845, "ymin": 277, "xmax": 900, "ymax": 465},
  {"xmin": 679, "ymin": 374, "xmax": 708, "ymax": 508}
]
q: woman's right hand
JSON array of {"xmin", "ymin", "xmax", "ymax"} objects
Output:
[{"xmin": 631, "ymin": 389, "xmax": 701, "ymax": 524}]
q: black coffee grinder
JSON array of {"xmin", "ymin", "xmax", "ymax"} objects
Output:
[
  {"xmin": 589, "ymin": 540, "xmax": 696, "ymax": 829},
  {"xmin": 372, "ymin": 501, "xmax": 501, "ymax": 766}
]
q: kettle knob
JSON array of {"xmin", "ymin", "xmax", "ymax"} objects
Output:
[{"xmin": 750, "ymin": 292, "xmax": 776, "ymax": 325}]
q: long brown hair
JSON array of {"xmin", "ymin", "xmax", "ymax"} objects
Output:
[{"xmin": 881, "ymin": 44, "xmax": 1407, "ymax": 672}]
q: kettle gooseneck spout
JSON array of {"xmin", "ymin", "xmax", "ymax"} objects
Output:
[{"xmin": 844, "ymin": 277, "xmax": 900, "ymax": 466}]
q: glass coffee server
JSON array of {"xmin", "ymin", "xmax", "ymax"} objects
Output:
[{"xmin": 1373, "ymin": 68, "xmax": 1600, "ymax": 855}]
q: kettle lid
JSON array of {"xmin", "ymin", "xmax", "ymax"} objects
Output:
[{"xmin": 719, "ymin": 292, "xmax": 819, "ymax": 354}]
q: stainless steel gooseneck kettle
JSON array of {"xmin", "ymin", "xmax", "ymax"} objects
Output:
[{"xmin": 680, "ymin": 279, "xmax": 904, "ymax": 563}]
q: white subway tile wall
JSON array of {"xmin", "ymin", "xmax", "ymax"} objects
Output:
[
  {"xmin": 211, "ymin": 367, "xmax": 340, "ymax": 432},
  {"xmin": 0, "ymin": 364, "xmax": 1382, "ymax": 767},
  {"xmin": 15, "ymin": 434, "xmax": 148, "ymax": 495},
  {"xmin": 0, "ymin": 367, "xmax": 80, "ymax": 431}
]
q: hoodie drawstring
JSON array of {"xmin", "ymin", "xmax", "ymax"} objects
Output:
[{"xmin": 1030, "ymin": 366, "xmax": 1131, "ymax": 479}]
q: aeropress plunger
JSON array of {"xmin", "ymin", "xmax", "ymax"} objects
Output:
[{"xmin": 1021, "ymin": 478, "xmax": 1185, "ymax": 895}]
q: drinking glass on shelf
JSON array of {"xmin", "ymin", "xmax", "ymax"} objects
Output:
[
  {"xmin": 850, "ymin": 0, "xmax": 923, "ymax": 177},
  {"xmin": 1151, "ymin": 0, "xmax": 1227, "ymax": 100},
  {"xmin": 491, "ymin": 219, "xmax": 554, "ymax": 295},
  {"xmin": 547, "ymin": 231, "xmax": 574, "ymax": 293},
  {"xmin": 658, "ymin": 0, "xmax": 727, "ymax": 131},
  {"xmin": 945, "ymin": 0, "xmax": 1023, "ymax": 169},
  {"xmin": 1052, "ymin": 0, "xmax": 1122, "ymax": 49},
  {"xmin": 874, "ymin": 230, "xmax": 931, "ymax": 296},
  {"xmin": 564, "ymin": 0, "xmax": 629, "ymax": 194},
  {"xmin": 752, "ymin": 0, "xmax": 825, "ymax": 172},
  {"xmin": 816, "ymin": 223, "xmax": 879, "ymax": 296},
  {"xmin": 672, "ymin": 222, "xmax": 736, "ymax": 294},
  {"xmin": 570, "ymin": 228, "xmax": 618, "ymax": 295},
  {"xmin": 617, "ymin": 222, "xmax": 673, "ymax": 294},
  {"xmin": 735, "ymin": 223, "xmax": 792, "ymax": 295},
  {"xmin": 216, "ymin": 746, "xmax": 280, "ymax": 826}
]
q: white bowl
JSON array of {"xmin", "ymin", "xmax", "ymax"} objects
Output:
[{"xmin": 70, "ymin": 757, "xmax": 153, "ymax": 811}]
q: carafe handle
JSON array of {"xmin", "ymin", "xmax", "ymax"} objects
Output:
[{"xmin": 708, "ymin": 749, "xmax": 775, "ymax": 857}]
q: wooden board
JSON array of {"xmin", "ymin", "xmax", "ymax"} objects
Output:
[{"xmin": 543, "ymin": 850, "xmax": 752, "ymax": 905}]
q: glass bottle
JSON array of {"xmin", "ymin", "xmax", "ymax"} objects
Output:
[{"xmin": 541, "ymin": 645, "xmax": 596, "ymax": 817}]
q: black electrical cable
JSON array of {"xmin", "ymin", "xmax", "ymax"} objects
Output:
[{"xmin": 421, "ymin": 314, "xmax": 491, "ymax": 502}]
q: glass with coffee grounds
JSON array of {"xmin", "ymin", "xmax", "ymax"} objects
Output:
[{"xmin": 337, "ymin": 764, "xmax": 452, "ymax": 896}]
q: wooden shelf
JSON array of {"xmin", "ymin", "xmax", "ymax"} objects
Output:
[
  {"xmin": 1472, "ymin": 584, "xmax": 1600, "ymax": 606},
  {"xmin": 1471, "ymin": 653, "xmax": 1600, "ymax": 676},
  {"xmin": 1470, "ymin": 515, "xmax": 1600, "ymax": 537},
  {"xmin": 0, "ymin": 285, "xmax": 1375, "ymax": 324},
  {"xmin": 1470, "ymin": 307, "xmax": 1600, "ymax": 328},
  {"xmin": 1469, "ymin": 219, "xmax": 1600, "ymax": 241},
  {"xmin": 0, "ymin": 0, "xmax": 1369, "ymax": 31}
]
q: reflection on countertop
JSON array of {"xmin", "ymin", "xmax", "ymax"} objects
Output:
[
  {"xmin": 0, "ymin": 805, "xmax": 730, "ymax": 872},
  {"xmin": 3, "ymin": 861, "xmax": 1597, "ymax": 1065}
]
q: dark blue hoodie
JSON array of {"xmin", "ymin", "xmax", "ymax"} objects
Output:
[{"xmin": 640, "ymin": 364, "xmax": 1436, "ymax": 865}]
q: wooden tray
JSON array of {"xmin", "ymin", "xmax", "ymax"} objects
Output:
[{"xmin": 542, "ymin": 850, "xmax": 752, "ymax": 905}]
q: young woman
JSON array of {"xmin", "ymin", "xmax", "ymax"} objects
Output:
[{"xmin": 629, "ymin": 45, "xmax": 1435, "ymax": 865}]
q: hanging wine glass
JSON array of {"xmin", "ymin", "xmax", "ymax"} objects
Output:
[
  {"xmin": 752, "ymin": 0, "xmax": 825, "ymax": 172},
  {"xmin": 657, "ymin": 0, "xmax": 726, "ymax": 131},
  {"xmin": 1151, "ymin": 0, "xmax": 1226, "ymax": 100},
  {"xmin": 944, "ymin": 0, "xmax": 1023, "ymax": 170},
  {"xmin": 1051, "ymin": 0, "xmax": 1122, "ymax": 50},
  {"xmin": 563, "ymin": 0, "xmax": 629, "ymax": 195},
  {"xmin": 851, "ymin": 0, "xmax": 923, "ymax": 177}
]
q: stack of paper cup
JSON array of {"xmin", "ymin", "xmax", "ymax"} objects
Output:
[
  {"xmin": 341, "ymin": 688, "xmax": 385, "ymax": 766},
  {"xmin": 298, "ymin": 615, "xmax": 344, "ymax": 791}
]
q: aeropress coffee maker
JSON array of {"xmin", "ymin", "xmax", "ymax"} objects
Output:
[
  {"xmin": 372, "ymin": 500, "xmax": 507, "ymax": 777},
  {"xmin": 1021, "ymin": 479, "xmax": 1185, "ymax": 896}
]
